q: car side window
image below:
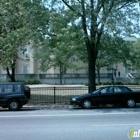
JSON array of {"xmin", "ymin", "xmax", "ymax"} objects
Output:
[
  {"xmin": 15, "ymin": 85, "xmax": 21, "ymax": 92},
  {"xmin": 101, "ymin": 87, "xmax": 113, "ymax": 94},
  {"xmin": 120, "ymin": 87, "xmax": 130, "ymax": 92},
  {"xmin": 0, "ymin": 85, "xmax": 4, "ymax": 92},
  {"xmin": 101, "ymin": 88, "xmax": 107, "ymax": 94},
  {"xmin": 0, "ymin": 85, "xmax": 13, "ymax": 93},
  {"xmin": 114, "ymin": 87, "xmax": 122, "ymax": 93},
  {"xmin": 107, "ymin": 87, "xmax": 113, "ymax": 93}
]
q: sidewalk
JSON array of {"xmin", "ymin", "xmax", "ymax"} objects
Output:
[
  {"xmin": 23, "ymin": 104, "xmax": 115, "ymax": 110},
  {"xmin": 22, "ymin": 103, "xmax": 140, "ymax": 110},
  {"xmin": 23, "ymin": 104, "xmax": 74, "ymax": 110},
  {"xmin": 28, "ymin": 84, "xmax": 86, "ymax": 88}
]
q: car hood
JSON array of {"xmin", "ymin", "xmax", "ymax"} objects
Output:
[{"xmin": 75, "ymin": 93, "xmax": 93, "ymax": 99}]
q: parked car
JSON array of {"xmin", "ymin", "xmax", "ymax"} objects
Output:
[
  {"xmin": 0, "ymin": 82, "xmax": 31, "ymax": 111},
  {"xmin": 69, "ymin": 85, "xmax": 140, "ymax": 109}
]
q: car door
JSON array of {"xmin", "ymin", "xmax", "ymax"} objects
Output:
[
  {"xmin": 0, "ymin": 84, "xmax": 14, "ymax": 106},
  {"xmin": 0, "ymin": 85, "xmax": 7, "ymax": 106},
  {"xmin": 112, "ymin": 86, "xmax": 129, "ymax": 104},
  {"xmin": 91, "ymin": 87, "xmax": 114, "ymax": 104}
]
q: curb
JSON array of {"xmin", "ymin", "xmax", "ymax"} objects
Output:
[{"xmin": 23, "ymin": 104, "xmax": 74, "ymax": 110}]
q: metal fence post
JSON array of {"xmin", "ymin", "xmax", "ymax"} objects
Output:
[
  {"xmin": 54, "ymin": 87, "xmax": 56, "ymax": 104},
  {"xmin": 88, "ymin": 86, "xmax": 90, "ymax": 93}
]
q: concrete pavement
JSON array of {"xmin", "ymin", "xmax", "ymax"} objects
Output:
[{"xmin": 0, "ymin": 109, "xmax": 140, "ymax": 140}]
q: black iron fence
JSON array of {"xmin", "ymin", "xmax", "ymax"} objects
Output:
[
  {"xmin": 28, "ymin": 86, "xmax": 88, "ymax": 105},
  {"xmin": 28, "ymin": 85, "xmax": 140, "ymax": 105}
]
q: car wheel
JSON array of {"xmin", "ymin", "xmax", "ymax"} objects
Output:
[
  {"xmin": 8, "ymin": 100, "xmax": 20, "ymax": 111},
  {"xmin": 127, "ymin": 99, "xmax": 136, "ymax": 108},
  {"xmin": 82, "ymin": 99, "xmax": 92, "ymax": 109}
]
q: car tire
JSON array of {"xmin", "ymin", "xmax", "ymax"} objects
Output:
[
  {"xmin": 82, "ymin": 99, "xmax": 92, "ymax": 109},
  {"xmin": 126, "ymin": 99, "xmax": 136, "ymax": 108},
  {"xmin": 8, "ymin": 100, "xmax": 20, "ymax": 111}
]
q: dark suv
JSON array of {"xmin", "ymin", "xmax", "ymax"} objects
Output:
[{"xmin": 0, "ymin": 82, "xmax": 31, "ymax": 111}]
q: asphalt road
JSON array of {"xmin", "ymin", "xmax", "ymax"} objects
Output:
[{"xmin": 0, "ymin": 106, "xmax": 140, "ymax": 140}]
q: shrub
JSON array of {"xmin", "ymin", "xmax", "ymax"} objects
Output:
[
  {"xmin": 96, "ymin": 82, "xmax": 102, "ymax": 85},
  {"xmin": 125, "ymin": 82, "xmax": 139, "ymax": 85},
  {"xmin": 102, "ymin": 82, "xmax": 110, "ymax": 85},
  {"xmin": 16, "ymin": 78, "xmax": 41, "ymax": 85},
  {"xmin": 114, "ymin": 81, "xmax": 123, "ymax": 85}
]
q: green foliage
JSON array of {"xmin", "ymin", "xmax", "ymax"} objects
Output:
[
  {"xmin": 0, "ymin": 0, "xmax": 49, "ymax": 81},
  {"xmin": 86, "ymin": 81, "xmax": 140, "ymax": 86},
  {"xmin": 35, "ymin": 8, "xmax": 85, "ymax": 75},
  {"xmin": 15, "ymin": 78, "xmax": 41, "ymax": 85},
  {"xmin": 96, "ymin": 82, "xmax": 103, "ymax": 86},
  {"xmin": 97, "ymin": 35, "xmax": 131, "ymax": 67},
  {"xmin": 48, "ymin": 0, "xmax": 140, "ymax": 90},
  {"xmin": 126, "ymin": 38, "xmax": 140, "ymax": 71},
  {"xmin": 95, "ymin": 35, "xmax": 132, "ymax": 82},
  {"xmin": 125, "ymin": 82, "xmax": 139, "ymax": 85},
  {"xmin": 5, "ymin": 77, "xmax": 41, "ymax": 84}
]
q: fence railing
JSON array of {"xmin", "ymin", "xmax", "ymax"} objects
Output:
[
  {"xmin": 28, "ymin": 85, "xmax": 140, "ymax": 105},
  {"xmin": 29, "ymin": 86, "xmax": 89, "ymax": 104}
]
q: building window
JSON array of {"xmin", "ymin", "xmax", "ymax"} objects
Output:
[{"xmin": 23, "ymin": 66, "xmax": 28, "ymax": 74}]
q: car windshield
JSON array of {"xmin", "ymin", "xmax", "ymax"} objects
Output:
[{"xmin": 92, "ymin": 89, "xmax": 100, "ymax": 94}]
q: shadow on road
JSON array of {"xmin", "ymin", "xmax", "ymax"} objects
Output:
[
  {"xmin": 71, "ymin": 104, "xmax": 140, "ymax": 113},
  {"xmin": 0, "ymin": 108, "xmax": 38, "ymax": 112},
  {"xmin": 0, "ymin": 104, "xmax": 140, "ymax": 113}
]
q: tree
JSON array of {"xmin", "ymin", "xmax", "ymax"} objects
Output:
[
  {"xmin": 126, "ymin": 38, "xmax": 140, "ymax": 76},
  {"xmin": 0, "ymin": 0, "xmax": 49, "ymax": 81},
  {"xmin": 49, "ymin": 0, "xmax": 139, "ymax": 91},
  {"xmin": 35, "ymin": 11, "xmax": 83, "ymax": 84},
  {"xmin": 96, "ymin": 35, "xmax": 131, "ymax": 82}
]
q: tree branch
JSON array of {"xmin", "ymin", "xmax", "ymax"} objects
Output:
[
  {"xmin": 61, "ymin": 0, "xmax": 75, "ymax": 12},
  {"xmin": 61, "ymin": 0, "xmax": 82, "ymax": 16}
]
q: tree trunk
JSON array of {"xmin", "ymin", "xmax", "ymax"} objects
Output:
[
  {"xmin": 97, "ymin": 67, "xmax": 100, "ymax": 83},
  {"xmin": 6, "ymin": 67, "xmax": 16, "ymax": 82},
  {"xmin": 59, "ymin": 65, "xmax": 63, "ymax": 85},
  {"xmin": 81, "ymin": 3, "xmax": 98, "ymax": 92},
  {"xmin": 6, "ymin": 59, "xmax": 16, "ymax": 82},
  {"xmin": 87, "ymin": 43, "xmax": 97, "ymax": 92}
]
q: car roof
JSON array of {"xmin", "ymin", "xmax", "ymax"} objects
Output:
[{"xmin": 99, "ymin": 85, "xmax": 127, "ymax": 89}]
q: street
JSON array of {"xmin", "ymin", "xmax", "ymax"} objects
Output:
[{"xmin": 0, "ymin": 106, "xmax": 140, "ymax": 140}]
